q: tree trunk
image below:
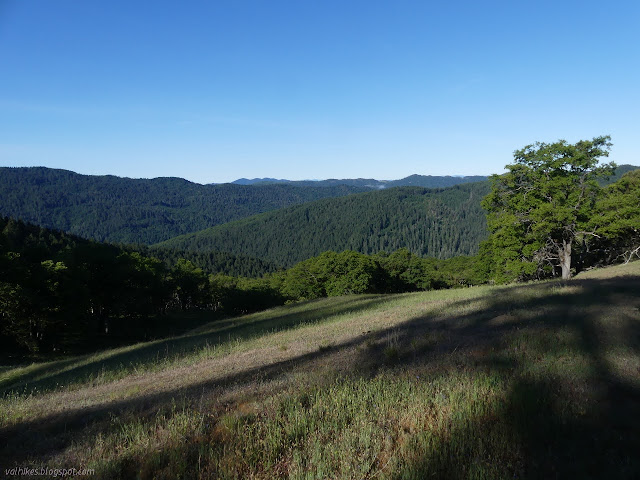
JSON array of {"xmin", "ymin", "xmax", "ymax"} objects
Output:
[{"xmin": 560, "ymin": 240, "xmax": 572, "ymax": 280}]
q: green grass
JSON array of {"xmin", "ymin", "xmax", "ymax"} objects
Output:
[{"xmin": 1, "ymin": 262, "xmax": 639, "ymax": 479}]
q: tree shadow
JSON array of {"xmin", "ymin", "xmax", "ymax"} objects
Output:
[
  {"xmin": 0, "ymin": 294, "xmax": 391, "ymax": 396},
  {"xmin": 391, "ymin": 374, "xmax": 640, "ymax": 479},
  {"xmin": 380, "ymin": 276, "xmax": 640, "ymax": 478},
  {"xmin": 0, "ymin": 327, "xmax": 376, "ymax": 465}
]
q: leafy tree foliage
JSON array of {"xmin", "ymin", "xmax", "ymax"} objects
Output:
[
  {"xmin": 481, "ymin": 136, "xmax": 615, "ymax": 281},
  {"xmin": 590, "ymin": 169, "xmax": 640, "ymax": 264},
  {"xmin": 276, "ymin": 249, "xmax": 487, "ymax": 301},
  {"xmin": 374, "ymin": 249, "xmax": 441, "ymax": 292},
  {"xmin": 171, "ymin": 259, "xmax": 209, "ymax": 311},
  {"xmin": 279, "ymin": 251, "xmax": 382, "ymax": 300}
]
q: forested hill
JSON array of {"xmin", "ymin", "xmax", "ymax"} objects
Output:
[
  {"xmin": 156, "ymin": 182, "xmax": 491, "ymax": 267},
  {"xmin": 0, "ymin": 167, "xmax": 366, "ymax": 244},
  {"xmin": 231, "ymin": 174, "xmax": 488, "ymax": 189},
  {"xmin": 600, "ymin": 164, "xmax": 639, "ymax": 185}
]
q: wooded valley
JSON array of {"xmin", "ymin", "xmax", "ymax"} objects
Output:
[{"xmin": 1, "ymin": 154, "xmax": 638, "ymax": 358}]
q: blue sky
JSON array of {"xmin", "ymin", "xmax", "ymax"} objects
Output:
[{"xmin": 1, "ymin": 0, "xmax": 638, "ymax": 183}]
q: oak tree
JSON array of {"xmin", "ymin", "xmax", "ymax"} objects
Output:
[{"xmin": 482, "ymin": 136, "xmax": 615, "ymax": 281}]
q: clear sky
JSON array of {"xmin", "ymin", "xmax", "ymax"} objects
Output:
[{"xmin": 1, "ymin": 0, "xmax": 638, "ymax": 183}]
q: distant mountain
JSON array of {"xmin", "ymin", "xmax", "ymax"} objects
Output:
[
  {"xmin": 230, "ymin": 166, "xmax": 638, "ymax": 190},
  {"xmin": 386, "ymin": 174, "xmax": 488, "ymax": 188},
  {"xmin": 0, "ymin": 167, "xmax": 367, "ymax": 245},
  {"xmin": 230, "ymin": 174, "xmax": 489, "ymax": 189},
  {"xmin": 231, "ymin": 177, "xmax": 290, "ymax": 185},
  {"xmin": 156, "ymin": 182, "xmax": 492, "ymax": 267}
]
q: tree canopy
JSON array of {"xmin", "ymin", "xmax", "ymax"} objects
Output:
[
  {"xmin": 590, "ymin": 169, "xmax": 640, "ymax": 264},
  {"xmin": 481, "ymin": 136, "xmax": 615, "ymax": 281}
]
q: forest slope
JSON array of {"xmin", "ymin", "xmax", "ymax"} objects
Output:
[
  {"xmin": 157, "ymin": 182, "xmax": 491, "ymax": 266},
  {"xmin": 2, "ymin": 261, "xmax": 638, "ymax": 478},
  {"xmin": 0, "ymin": 167, "xmax": 366, "ymax": 244}
]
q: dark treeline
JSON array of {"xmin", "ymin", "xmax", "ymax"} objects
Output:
[
  {"xmin": 0, "ymin": 216, "xmax": 482, "ymax": 357},
  {"xmin": 133, "ymin": 246, "xmax": 281, "ymax": 278},
  {"xmin": 158, "ymin": 183, "xmax": 492, "ymax": 266},
  {"xmin": 0, "ymin": 167, "xmax": 366, "ymax": 245},
  {"xmin": 1, "ymin": 217, "xmax": 175, "ymax": 355},
  {"xmin": 0, "ymin": 216, "xmax": 288, "ymax": 356}
]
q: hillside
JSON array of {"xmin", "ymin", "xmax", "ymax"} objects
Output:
[
  {"xmin": 0, "ymin": 167, "xmax": 366, "ymax": 244},
  {"xmin": 2, "ymin": 261, "xmax": 638, "ymax": 478},
  {"xmin": 601, "ymin": 163, "xmax": 639, "ymax": 184},
  {"xmin": 157, "ymin": 182, "xmax": 492, "ymax": 266}
]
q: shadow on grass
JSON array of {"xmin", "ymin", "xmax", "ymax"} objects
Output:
[
  {"xmin": 2, "ymin": 275, "xmax": 639, "ymax": 477},
  {"xmin": 391, "ymin": 374, "xmax": 640, "ymax": 480},
  {"xmin": 0, "ymin": 324, "xmax": 376, "ymax": 464},
  {"xmin": 0, "ymin": 294, "xmax": 391, "ymax": 395},
  {"xmin": 384, "ymin": 276, "xmax": 640, "ymax": 478}
]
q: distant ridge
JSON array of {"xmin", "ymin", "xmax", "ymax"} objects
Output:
[
  {"xmin": 230, "ymin": 174, "xmax": 489, "ymax": 189},
  {"xmin": 231, "ymin": 177, "xmax": 289, "ymax": 185}
]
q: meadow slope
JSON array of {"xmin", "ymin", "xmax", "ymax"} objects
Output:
[{"xmin": 1, "ymin": 262, "xmax": 639, "ymax": 479}]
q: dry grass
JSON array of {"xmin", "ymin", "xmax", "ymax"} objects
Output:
[{"xmin": 1, "ymin": 262, "xmax": 640, "ymax": 479}]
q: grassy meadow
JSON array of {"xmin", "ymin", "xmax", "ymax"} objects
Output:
[{"xmin": 1, "ymin": 262, "xmax": 639, "ymax": 479}]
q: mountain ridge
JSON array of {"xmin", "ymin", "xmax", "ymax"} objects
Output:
[{"xmin": 230, "ymin": 174, "xmax": 489, "ymax": 189}]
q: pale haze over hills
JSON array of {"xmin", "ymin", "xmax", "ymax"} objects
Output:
[{"xmin": 229, "ymin": 174, "xmax": 489, "ymax": 188}]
